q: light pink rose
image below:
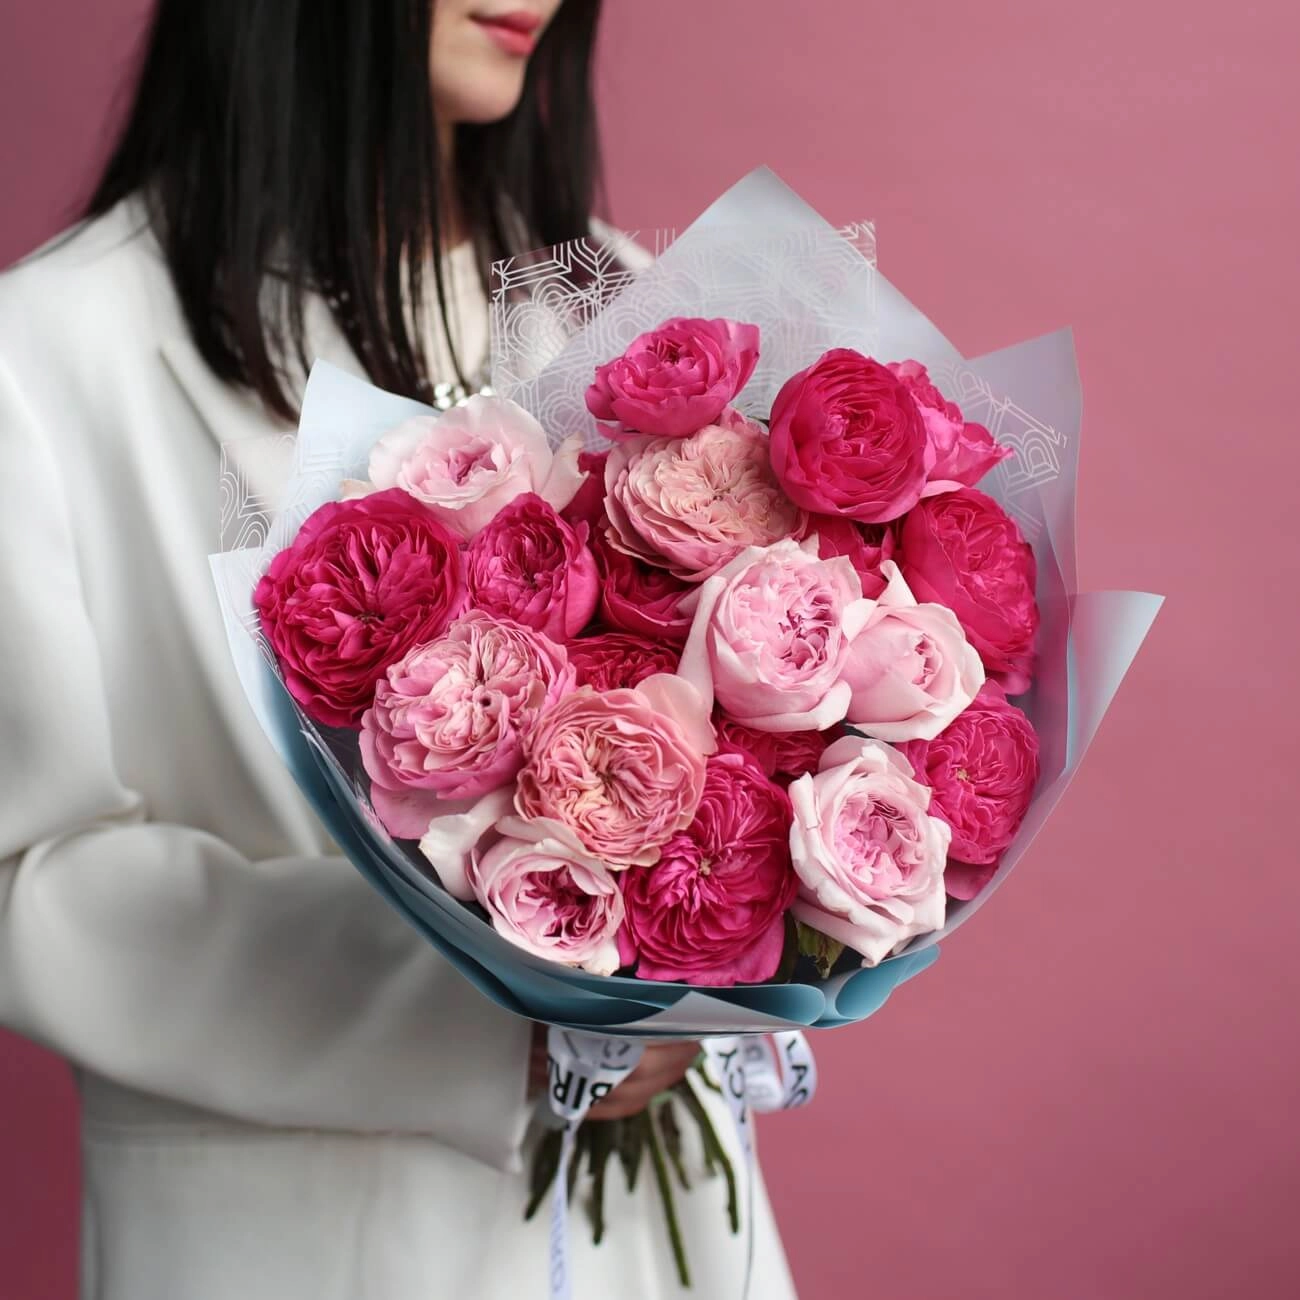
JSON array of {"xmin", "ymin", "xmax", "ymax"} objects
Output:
[
  {"xmin": 677, "ymin": 539, "xmax": 874, "ymax": 732},
  {"xmin": 586, "ymin": 317, "xmax": 761, "ymax": 440},
  {"xmin": 342, "ymin": 395, "xmax": 586, "ymax": 540},
  {"xmin": 603, "ymin": 411, "xmax": 807, "ymax": 582},
  {"xmin": 516, "ymin": 675, "xmax": 715, "ymax": 867},
  {"xmin": 841, "ymin": 561, "xmax": 985, "ymax": 742},
  {"xmin": 469, "ymin": 815, "xmax": 625, "ymax": 975},
  {"xmin": 888, "ymin": 359, "xmax": 1012, "ymax": 492},
  {"xmin": 359, "ymin": 612, "xmax": 574, "ymax": 837},
  {"xmin": 789, "ymin": 736, "xmax": 949, "ymax": 967}
]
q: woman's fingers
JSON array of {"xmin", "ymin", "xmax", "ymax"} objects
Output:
[{"xmin": 586, "ymin": 1041, "xmax": 700, "ymax": 1120}]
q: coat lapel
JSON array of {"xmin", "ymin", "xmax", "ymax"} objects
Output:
[{"xmin": 159, "ymin": 294, "xmax": 364, "ymax": 536}]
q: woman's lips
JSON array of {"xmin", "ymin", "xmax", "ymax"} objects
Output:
[{"xmin": 471, "ymin": 11, "xmax": 541, "ymax": 57}]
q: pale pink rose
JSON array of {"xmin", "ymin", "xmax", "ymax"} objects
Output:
[
  {"xmin": 888, "ymin": 359, "xmax": 1012, "ymax": 492},
  {"xmin": 677, "ymin": 539, "xmax": 874, "ymax": 732},
  {"xmin": 586, "ymin": 317, "xmax": 761, "ymax": 440},
  {"xmin": 789, "ymin": 736, "xmax": 949, "ymax": 966},
  {"xmin": 841, "ymin": 561, "xmax": 985, "ymax": 742},
  {"xmin": 342, "ymin": 396, "xmax": 586, "ymax": 540},
  {"xmin": 603, "ymin": 410, "xmax": 807, "ymax": 582},
  {"xmin": 359, "ymin": 612, "xmax": 574, "ymax": 838},
  {"xmin": 516, "ymin": 675, "xmax": 715, "ymax": 868},
  {"xmin": 468, "ymin": 815, "xmax": 625, "ymax": 975}
]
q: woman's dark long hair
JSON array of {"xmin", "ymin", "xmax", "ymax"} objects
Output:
[{"xmin": 85, "ymin": 0, "xmax": 604, "ymax": 420}]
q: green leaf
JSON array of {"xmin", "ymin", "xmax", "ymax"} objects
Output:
[{"xmin": 796, "ymin": 921, "xmax": 845, "ymax": 980}]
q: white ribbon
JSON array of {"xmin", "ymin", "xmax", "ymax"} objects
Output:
[
  {"xmin": 545, "ymin": 1028, "xmax": 644, "ymax": 1300},
  {"xmin": 544, "ymin": 1029, "xmax": 815, "ymax": 1300},
  {"xmin": 703, "ymin": 1031, "xmax": 817, "ymax": 1299}
]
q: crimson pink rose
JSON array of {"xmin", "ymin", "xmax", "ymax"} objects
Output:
[
  {"xmin": 888, "ymin": 359, "xmax": 1012, "ymax": 490},
  {"xmin": 591, "ymin": 526, "xmax": 693, "ymax": 646},
  {"xmin": 715, "ymin": 715, "xmax": 829, "ymax": 784},
  {"xmin": 769, "ymin": 349, "xmax": 932, "ymax": 524},
  {"xmin": 807, "ymin": 514, "xmax": 896, "ymax": 599},
  {"xmin": 567, "ymin": 632, "xmax": 680, "ymax": 692},
  {"xmin": 464, "ymin": 493, "xmax": 599, "ymax": 642},
  {"xmin": 560, "ymin": 450, "xmax": 609, "ymax": 530},
  {"xmin": 586, "ymin": 317, "xmax": 761, "ymax": 439},
  {"xmin": 619, "ymin": 749, "xmax": 797, "ymax": 985},
  {"xmin": 254, "ymin": 487, "xmax": 465, "ymax": 728},
  {"xmin": 899, "ymin": 683, "xmax": 1040, "ymax": 900},
  {"xmin": 898, "ymin": 486, "xmax": 1039, "ymax": 694}
]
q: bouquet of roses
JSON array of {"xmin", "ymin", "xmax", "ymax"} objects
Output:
[{"xmin": 210, "ymin": 168, "xmax": 1160, "ymax": 1292}]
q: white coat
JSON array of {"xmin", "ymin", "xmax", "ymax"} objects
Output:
[{"xmin": 0, "ymin": 199, "xmax": 797, "ymax": 1300}]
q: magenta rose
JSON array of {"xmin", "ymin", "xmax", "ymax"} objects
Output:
[
  {"xmin": 567, "ymin": 632, "xmax": 680, "ymax": 692},
  {"xmin": 898, "ymin": 486, "xmax": 1039, "ymax": 694},
  {"xmin": 768, "ymin": 349, "xmax": 933, "ymax": 524},
  {"xmin": 358, "ymin": 611, "xmax": 573, "ymax": 837},
  {"xmin": 899, "ymin": 683, "xmax": 1040, "ymax": 900},
  {"xmin": 517, "ymin": 675, "xmax": 714, "ymax": 867},
  {"xmin": 561, "ymin": 450, "xmax": 610, "ymax": 530},
  {"xmin": 464, "ymin": 493, "xmax": 599, "ymax": 642},
  {"xmin": 603, "ymin": 410, "xmax": 807, "ymax": 582},
  {"xmin": 254, "ymin": 488, "xmax": 465, "ymax": 728},
  {"xmin": 618, "ymin": 749, "xmax": 797, "ymax": 986},
  {"xmin": 715, "ymin": 715, "xmax": 829, "ymax": 785},
  {"xmin": 592, "ymin": 526, "xmax": 693, "ymax": 646},
  {"xmin": 808, "ymin": 514, "xmax": 896, "ymax": 599},
  {"xmin": 586, "ymin": 317, "xmax": 761, "ymax": 440},
  {"xmin": 888, "ymin": 360, "xmax": 1012, "ymax": 490},
  {"xmin": 469, "ymin": 816, "xmax": 625, "ymax": 975}
]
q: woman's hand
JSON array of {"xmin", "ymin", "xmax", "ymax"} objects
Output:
[
  {"xmin": 526, "ymin": 1025, "xmax": 700, "ymax": 1119},
  {"xmin": 588, "ymin": 1041, "xmax": 701, "ymax": 1120}
]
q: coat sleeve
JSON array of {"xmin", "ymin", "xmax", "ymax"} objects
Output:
[{"xmin": 0, "ymin": 356, "xmax": 535, "ymax": 1172}]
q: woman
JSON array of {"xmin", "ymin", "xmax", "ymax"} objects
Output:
[{"xmin": 0, "ymin": 2, "xmax": 796, "ymax": 1297}]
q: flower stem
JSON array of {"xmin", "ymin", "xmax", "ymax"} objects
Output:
[{"xmin": 646, "ymin": 1106, "xmax": 692, "ymax": 1289}]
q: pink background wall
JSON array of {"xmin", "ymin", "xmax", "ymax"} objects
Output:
[{"xmin": 3, "ymin": 2, "xmax": 1298, "ymax": 1297}]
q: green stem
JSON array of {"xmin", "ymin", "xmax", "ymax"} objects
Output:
[
  {"xmin": 524, "ymin": 1127, "xmax": 563, "ymax": 1222},
  {"xmin": 646, "ymin": 1107, "xmax": 692, "ymax": 1289},
  {"xmin": 678, "ymin": 1082, "xmax": 739, "ymax": 1235}
]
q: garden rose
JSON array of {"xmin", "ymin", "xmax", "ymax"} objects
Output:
[
  {"xmin": 254, "ymin": 488, "xmax": 465, "ymax": 728},
  {"xmin": 619, "ymin": 750, "xmax": 797, "ymax": 985},
  {"xmin": 566, "ymin": 631, "xmax": 680, "ymax": 691},
  {"xmin": 899, "ymin": 683, "xmax": 1040, "ymax": 900},
  {"xmin": 592, "ymin": 527, "xmax": 693, "ymax": 645},
  {"xmin": 677, "ymin": 538, "xmax": 874, "ymax": 732},
  {"xmin": 714, "ymin": 716, "xmax": 829, "ymax": 784},
  {"xmin": 898, "ymin": 487, "xmax": 1038, "ymax": 693},
  {"xmin": 516, "ymin": 675, "xmax": 715, "ymax": 867},
  {"xmin": 561, "ymin": 450, "xmax": 610, "ymax": 529},
  {"xmin": 841, "ymin": 561, "xmax": 985, "ymax": 742},
  {"xmin": 808, "ymin": 514, "xmax": 896, "ymax": 599},
  {"xmin": 342, "ymin": 395, "xmax": 585, "ymax": 539},
  {"xmin": 888, "ymin": 359, "xmax": 1011, "ymax": 490},
  {"xmin": 586, "ymin": 317, "xmax": 761, "ymax": 439},
  {"xmin": 359, "ymin": 611, "xmax": 573, "ymax": 837},
  {"xmin": 604, "ymin": 411, "xmax": 807, "ymax": 581},
  {"xmin": 464, "ymin": 494, "xmax": 599, "ymax": 641},
  {"xmin": 789, "ymin": 736, "xmax": 949, "ymax": 966},
  {"xmin": 768, "ymin": 349, "xmax": 932, "ymax": 524},
  {"xmin": 469, "ymin": 816, "xmax": 625, "ymax": 975}
]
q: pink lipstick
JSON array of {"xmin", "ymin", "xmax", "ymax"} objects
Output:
[{"xmin": 472, "ymin": 10, "xmax": 541, "ymax": 58}]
